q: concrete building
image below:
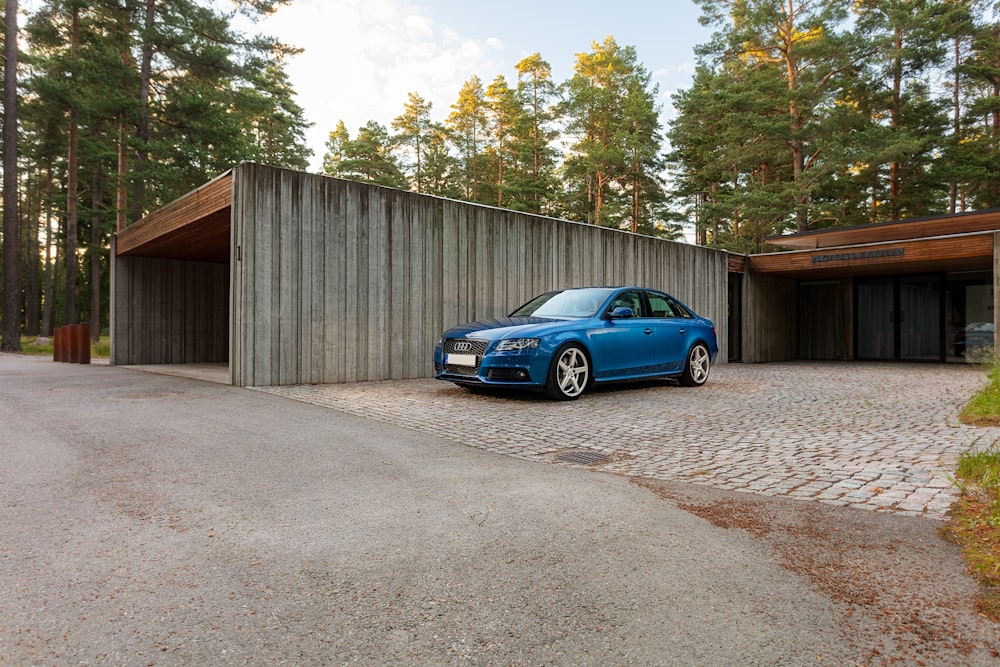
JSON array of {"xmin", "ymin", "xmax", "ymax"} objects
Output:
[{"xmin": 111, "ymin": 163, "xmax": 729, "ymax": 386}]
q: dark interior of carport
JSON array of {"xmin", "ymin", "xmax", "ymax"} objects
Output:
[{"xmin": 111, "ymin": 171, "xmax": 234, "ymax": 376}]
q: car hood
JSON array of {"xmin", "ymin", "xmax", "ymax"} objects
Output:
[{"xmin": 442, "ymin": 316, "xmax": 577, "ymax": 340}]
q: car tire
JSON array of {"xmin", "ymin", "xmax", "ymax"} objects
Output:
[
  {"xmin": 545, "ymin": 344, "xmax": 591, "ymax": 400},
  {"xmin": 680, "ymin": 343, "xmax": 711, "ymax": 387}
]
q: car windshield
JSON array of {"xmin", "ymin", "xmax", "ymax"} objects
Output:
[{"xmin": 510, "ymin": 288, "xmax": 615, "ymax": 318}]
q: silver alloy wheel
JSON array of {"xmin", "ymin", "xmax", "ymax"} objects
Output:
[
  {"xmin": 554, "ymin": 346, "xmax": 589, "ymax": 398},
  {"xmin": 684, "ymin": 344, "xmax": 711, "ymax": 386}
]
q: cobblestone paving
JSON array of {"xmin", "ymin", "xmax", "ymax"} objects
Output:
[{"xmin": 255, "ymin": 362, "xmax": 1000, "ymax": 520}]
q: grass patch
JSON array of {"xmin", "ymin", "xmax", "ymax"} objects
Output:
[
  {"xmin": 19, "ymin": 334, "xmax": 110, "ymax": 359},
  {"xmin": 960, "ymin": 360, "xmax": 1000, "ymax": 426},
  {"xmin": 948, "ymin": 438, "xmax": 1000, "ymax": 620},
  {"xmin": 954, "ymin": 351, "xmax": 1000, "ymax": 619}
]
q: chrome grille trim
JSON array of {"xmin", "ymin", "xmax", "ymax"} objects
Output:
[{"xmin": 442, "ymin": 338, "xmax": 488, "ymax": 376}]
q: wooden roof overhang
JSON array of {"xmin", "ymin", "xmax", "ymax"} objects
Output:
[
  {"xmin": 115, "ymin": 170, "xmax": 233, "ymax": 263},
  {"xmin": 749, "ymin": 231, "xmax": 995, "ymax": 279},
  {"xmin": 764, "ymin": 208, "xmax": 1000, "ymax": 250}
]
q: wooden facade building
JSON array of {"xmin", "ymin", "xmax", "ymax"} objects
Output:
[{"xmin": 745, "ymin": 210, "xmax": 1000, "ymax": 363}]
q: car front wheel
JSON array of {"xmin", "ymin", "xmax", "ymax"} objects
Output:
[
  {"xmin": 680, "ymin": 343, "xmax": 711, "ymax": 387},
  {"xmin": 545, "ymin": 344, "xmax": 590, "ymax": 400}
]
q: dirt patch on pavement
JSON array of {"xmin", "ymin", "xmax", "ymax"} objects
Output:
[{"xmin": 634, "ymin": 478, "xmax": 1000, "ymax": 666}]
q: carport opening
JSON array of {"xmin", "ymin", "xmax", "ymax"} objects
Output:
[{"xmin": 112, "ymin": 171, "xmax": 233, "ymax": 384}]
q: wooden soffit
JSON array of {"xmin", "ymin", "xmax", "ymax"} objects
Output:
[
  {"xmin": 765, "ymin": 209, "xmax": 1000, "ymax": 250},
  {"xmin": 116, "ymin": 171, "xmax": 233, "ymax": 263},
  {"xmin": 749, "ymin": 232, "xmax": 995, "ymax": 279}
]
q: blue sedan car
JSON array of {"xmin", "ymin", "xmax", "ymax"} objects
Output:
[{"xmin": 434, "ymin": 286, "xmax": 719, "ymax": 400}]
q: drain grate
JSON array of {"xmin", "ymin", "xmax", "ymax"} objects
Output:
[{"xmin": 556, "ymin": 449, "xmax": 611, "ymax": 465}]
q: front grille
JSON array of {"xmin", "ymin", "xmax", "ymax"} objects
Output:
[{"xmin": 442, "ymin": 338, "xmax": 488, "ymax": 376}]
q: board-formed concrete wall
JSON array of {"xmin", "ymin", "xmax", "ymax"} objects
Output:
[
  {"xmin": 231, "ymin": 163, "xmax": 729, "ymax": 387},
  {"xmin": 111, "ymin": 250, "xmax": 229, "ymax": 365},
  {"xmin": 742, "ymin": 271, "xmax": 797, "ymax": 363}
]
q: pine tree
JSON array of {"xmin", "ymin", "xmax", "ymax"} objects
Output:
[
  {"xmin": 852, "ymin": 0, "xmax": 952, "ymax": 220},
  {"xmin": 510, "ymin": 53, "xmax": 560, "ymax": 215},
  {"xmin": 561, "ymin": 36, "xmax": 667, "ymax": 233},
  {"xmin": 322, "ymin": 121, "xmax": 352, "ymax": 176},
  {"xmin": 1, "ymin": 0, "xmax": 21, "ymax": 351},
  {"xmin": 692, "ymin": 0, "xmax": 855, "ymax": 233},
  {"xmin": 447, "ymin": 76, "xmax": 490, "ymax": 203},
  {"xmin": 952, "ymin": 11, "xmax": 1000, "ymax": 207},
  {"xmin": 420, "ymin": 124, "xmax": 461, "ymax": 199},
  {"xmin": 322, "ymin": 121, "xmax": 406, "ymax": 188},
  {"xmin": 391, "ymin": 92, "xmax": 434, "ymax": 192},
  {"xmin": 484, "ymin": 75, "xmax": 522, "ymax": 208}
]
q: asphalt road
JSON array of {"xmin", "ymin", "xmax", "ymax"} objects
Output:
[{"xmin": 1, "ymin": 354, "xmax": 998, "ymax": 665}]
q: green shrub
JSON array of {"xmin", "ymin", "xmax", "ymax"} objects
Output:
[{"xmin": 18, "ymin": 335, "xmax": 110, "ymax": 359}]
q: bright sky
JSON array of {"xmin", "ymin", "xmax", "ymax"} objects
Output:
[{"xmin": 242, "ymin": 0, "xmax": 714, "ymax": 171}]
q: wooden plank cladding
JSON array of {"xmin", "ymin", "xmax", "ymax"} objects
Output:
[
  {"xmin": 766, "ymin": 208, "xmax": 1000, "ymax": 250},
  {"xmin": 116, "ymin": 170, "xmax": 233, "ymax": 263},
  {"xmin": 749, "ymin": 233, "xmax": 995, "ymax": 278},
  {"xmin": 230, "ymin": 163, "xmax": 730, "ymax": 387}
]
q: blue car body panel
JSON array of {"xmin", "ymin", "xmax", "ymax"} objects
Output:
[{"xmin": 434, "ymin": 287, "xmax": 719, "ymax": 393}]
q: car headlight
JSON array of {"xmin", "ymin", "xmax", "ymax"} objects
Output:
[{"xmin": 495, "ymin": 338, "xmax": 540, "ymax": 352}]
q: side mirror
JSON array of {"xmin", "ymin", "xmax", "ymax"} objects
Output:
[{"xmin": 608, "ymin": 306, "xmax": 635, "ymax": 319}]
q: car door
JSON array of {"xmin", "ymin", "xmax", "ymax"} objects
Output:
[
  {"xmin": 643, "ymin": 290, "xmax": 692, "ymax": 373},
  {"xmin": 593, "ymin": 289, "xmax": 655, "ymax": 379}
]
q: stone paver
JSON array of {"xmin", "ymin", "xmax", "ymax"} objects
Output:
[{"xmin": 255, "ymin": 362, "xmax": 1000, "ymax": 520}]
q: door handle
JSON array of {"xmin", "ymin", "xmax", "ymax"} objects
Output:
[
  {"xmin": 643, "ymin": 328, "xmax": 653, "ymax": 335},
  {"xmin": 678, "ymin": 329, "xmax": 687, "ymax": 335}
]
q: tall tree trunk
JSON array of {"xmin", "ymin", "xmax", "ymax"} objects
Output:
[
  {"xmin": 130, "ymin": 0, "xmax": 156, "ymax": 222},
  {"xmin": 41, "ymin": 167, "xmax": 55, "ymax": 337},
  {"xmin": 117, "ymin": 118, "xmax": 128, "ymax": 232},
  {"xmin": 90, "ymin": 163, "xmax": 102, "ymax": 342},
  {"xmin": 24, "ymin": 171, "xmax": 40, "ymax": 335},
  {"xmin": 495, "ymin": 134, "xmax": 504, "ymax": 208},
  {"xmin": 888, "ymin": 30, "xmax": 903, "ymax": 221},
  {"xmin": 950, "ymin": 35, "xmax": 961, "ymax": 214},
  {"xmin": 1, "ymin": 0, "xmax": 21, "ymax": 351},
  {"xmin": 785, "ymin": 60, "xmax": 807, "ymax": 230},
  {"xmin": 63, "ymin": 6, "xmax": 80, "ymax": 326}
]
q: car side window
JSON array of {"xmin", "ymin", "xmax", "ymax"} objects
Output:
[
  {"xmin": 667, "ymin": 296, "xmax": 693, "ymax": 318},
  {"xmin": 646, "ymin": 291, "xmax": 693, "ymax": 318},
  {"xmin": 646, "ymin": 292, "xmax": 677, "ymax": 318},
  {"xmin": 607, "ymin": 290, "xmax": 643, "ymax": 317}
]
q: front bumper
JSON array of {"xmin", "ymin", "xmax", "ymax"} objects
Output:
[{"xmin": 434, "ymin": 340, "xmax": 546, "ymax": 389}]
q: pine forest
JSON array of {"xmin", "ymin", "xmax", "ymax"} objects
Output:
[{"xmin": 1, "ymin": 0, "xmax": 999, "ymax": 352}]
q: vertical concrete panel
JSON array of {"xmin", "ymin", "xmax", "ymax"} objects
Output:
[
  {"xmin": 252, "ymin": 167, "xmax": 275, "ymax": 386},
  {"xmin": 743, "ymin": 272, "xmax": 797, "ymax": 363},
  {"xmin": 297, "ymin": 173, "xmax": 314, "ymax": 383},
  {"xmin": 109, "ymin": 255, "xmax": 228, "ymax": 366},
  {"xmin": 322, "ymin": 179, "xmax": 346, "ymax": 384},
  {"xmin": 388, "ymin": 191, "xmax": 408, "ymax": 379},
  {"xmin": 309, "ymin": 178, "xmax": 326, "ymax": 383},
  {"xmin": 110, "ymin": 246, "xmax": 129, "ymax": 365}
]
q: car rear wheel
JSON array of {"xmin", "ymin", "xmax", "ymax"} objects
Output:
[
  {"xmin": 680, "ymin": 343, "xmax": 711, "ymax": 387},
  {"xmin": 545, "ymin": 344, "xmax": 590, "ymax": 400}
]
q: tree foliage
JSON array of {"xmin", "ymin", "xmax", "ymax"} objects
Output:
[
  {"xmin": 2, "ymin": 0, "xmax": 312, "ymax": 338},
  {"xmin": 670, "ymin": 0, "xmax": 1000, "ymax": 251},
  {"xmin": 8, "ymin": 1, "xmax": 1000, "ymax": 342}
]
